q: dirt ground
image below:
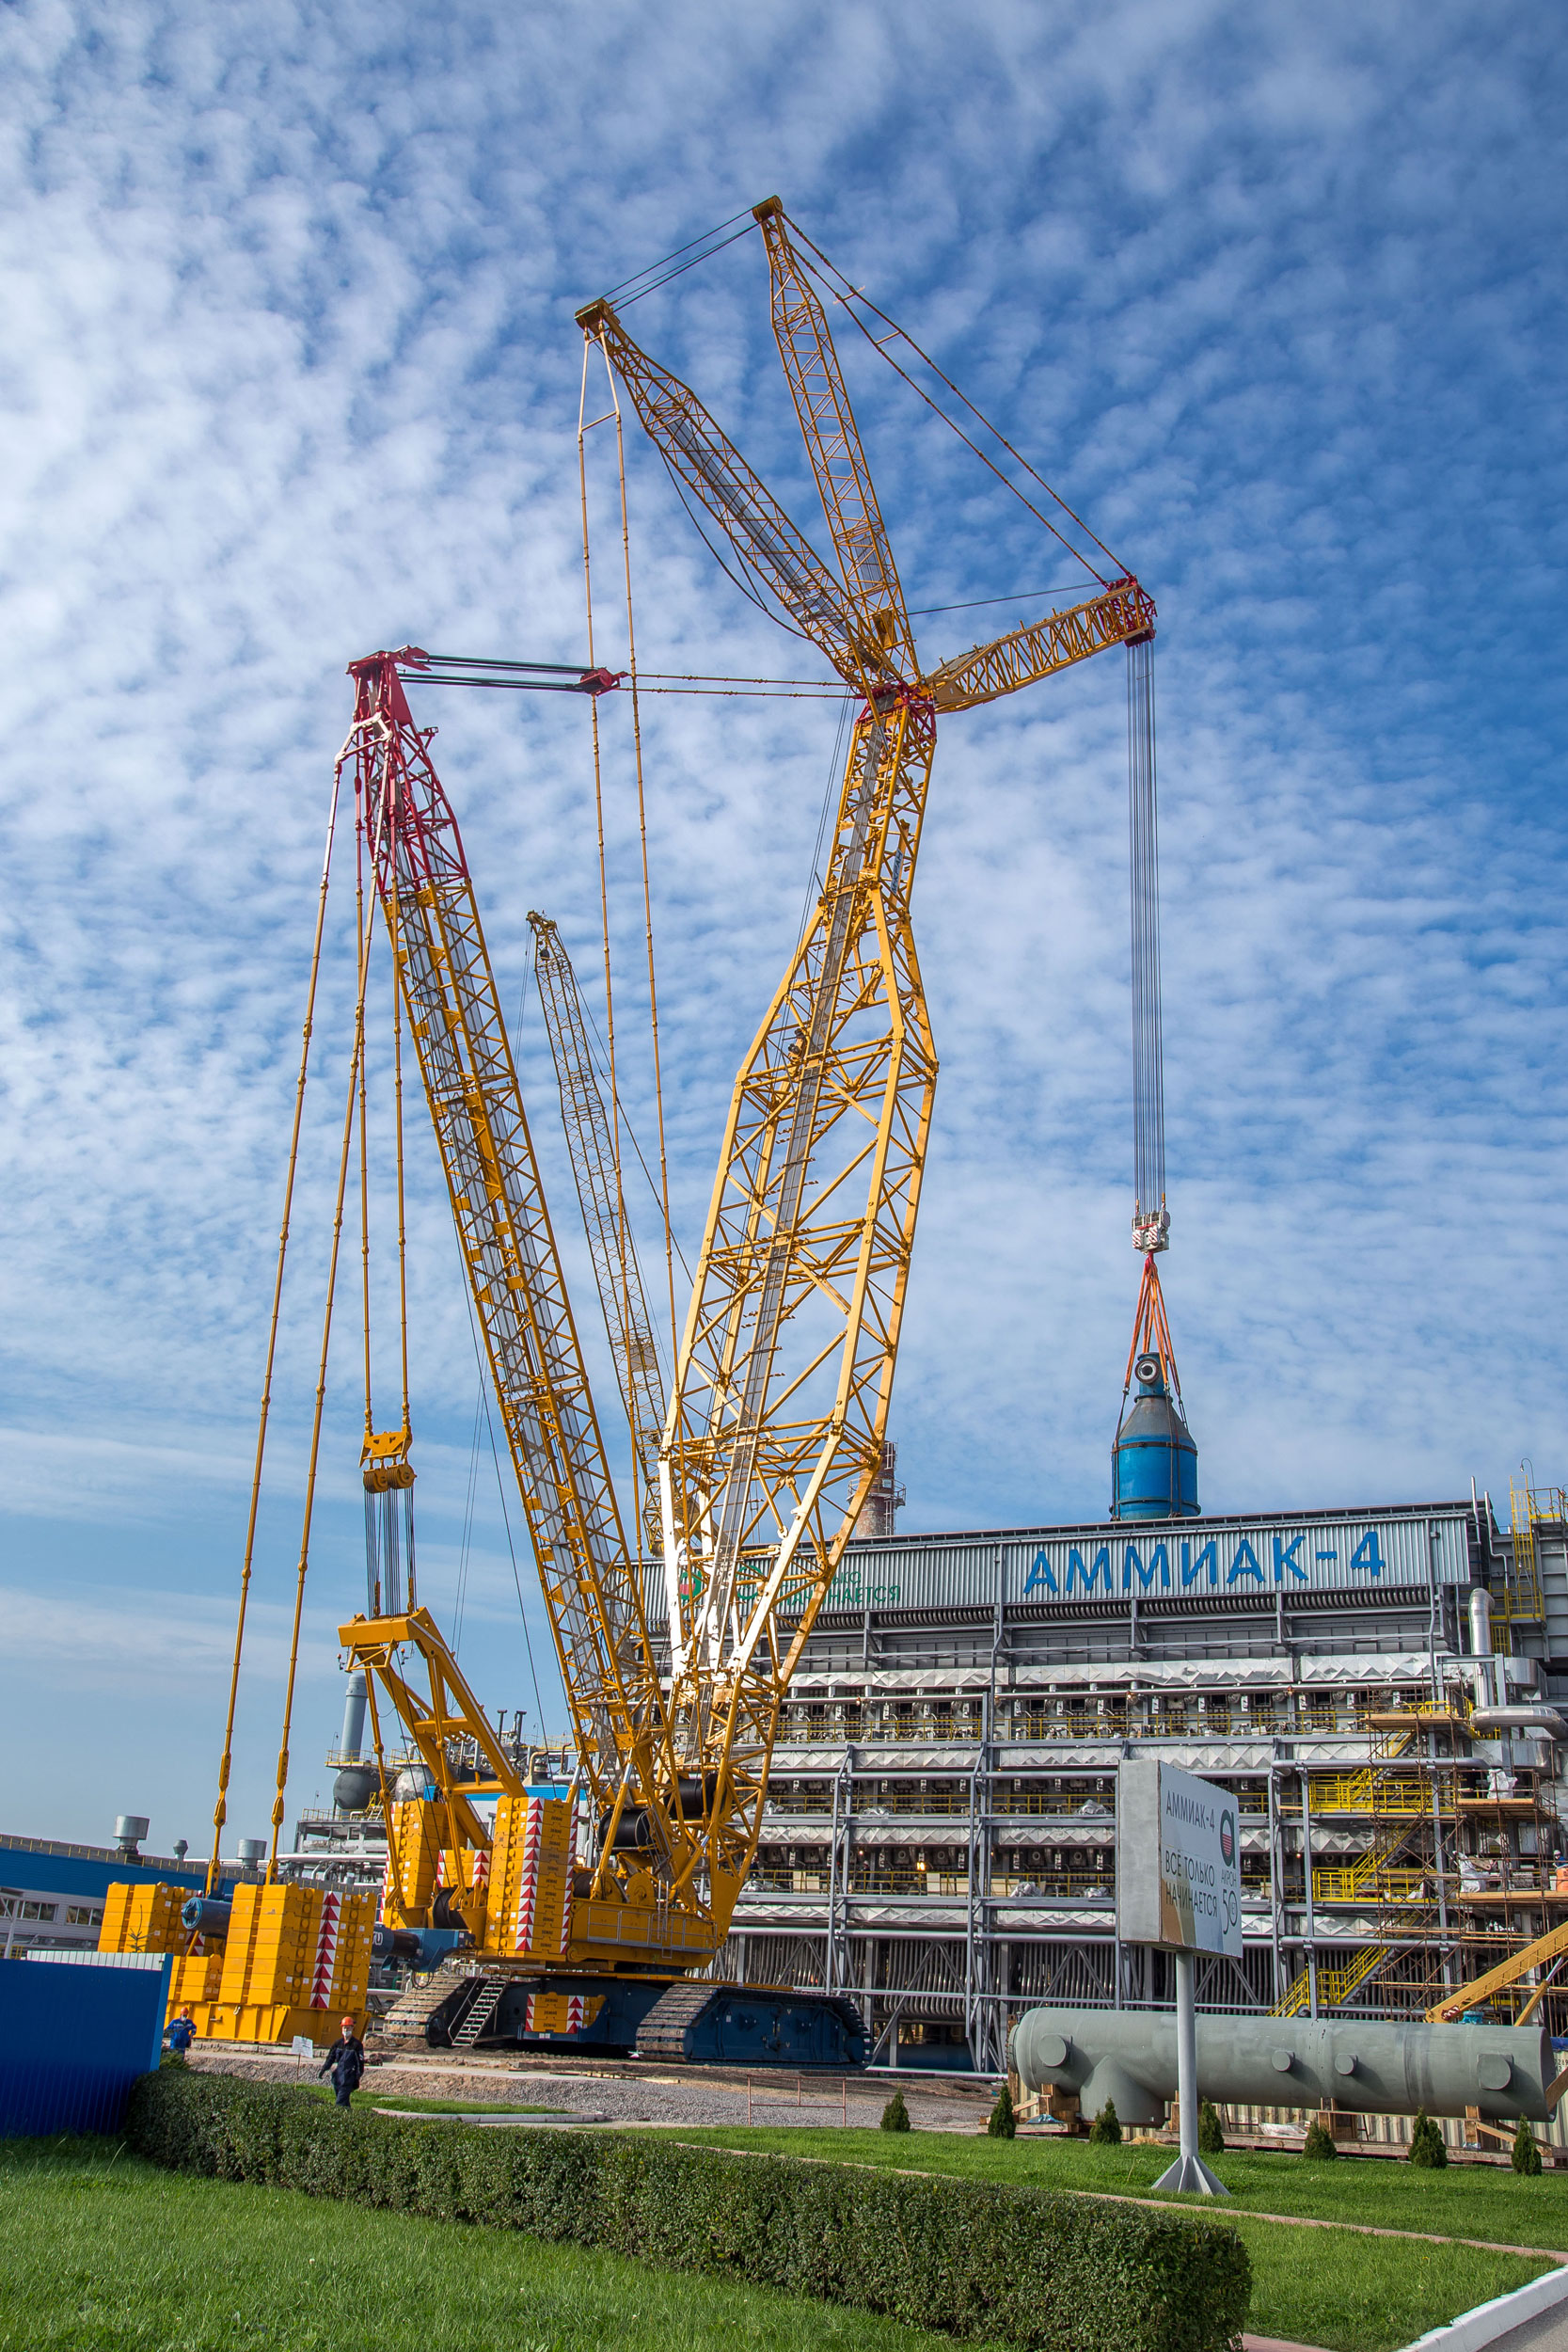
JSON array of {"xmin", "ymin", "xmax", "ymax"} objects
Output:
[{"xmin": 187, "ymin": 2043, "xmax": 991, "ymax": 2132}]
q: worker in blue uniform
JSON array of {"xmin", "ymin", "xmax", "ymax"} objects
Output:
[{"xmin": 319, "ymin": 2014, "xmax": 366, "ymax": 2109}]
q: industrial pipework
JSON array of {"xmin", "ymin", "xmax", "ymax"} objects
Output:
[{"xmin": 1011, "ymin": 2007, "xmax": 1563, "ymax": 2128}]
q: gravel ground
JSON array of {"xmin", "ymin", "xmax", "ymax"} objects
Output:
[{"xmin": 188, "ymin": 2046, "xmax": 989, "ymax": 2132}]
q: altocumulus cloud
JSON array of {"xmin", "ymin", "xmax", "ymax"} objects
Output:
[{"xmin": 0, "ymin": 0, "xmax": 1562, "ymax": 1844}]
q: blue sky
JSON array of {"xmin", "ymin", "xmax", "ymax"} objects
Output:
[{"xmin": 0, "ymin": 0, "xmax": 1563, "ymax": 1852}]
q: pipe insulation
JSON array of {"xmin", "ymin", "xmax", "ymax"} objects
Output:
[
  {"xmin": 1011, "ymin": 2007, "xmax": 1561, "ymax": 2130},
  {"xmin": 1127, "ymin": 638, "xmax": 1164, "ymax": 1228}
]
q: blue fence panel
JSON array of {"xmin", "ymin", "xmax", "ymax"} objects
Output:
[{"xmin": 0, "ymin": 1951, "xmax": 169, "ymax": 2137}]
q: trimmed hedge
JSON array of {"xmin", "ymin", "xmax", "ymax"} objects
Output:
[{"xmin": 125, "ymin": 2068, "xmax": 1249, "ymax": 2352}]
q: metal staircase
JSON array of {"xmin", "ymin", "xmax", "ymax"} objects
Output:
[
  {"xmin": 450, "ymin": 1977, "xmax": 510, "ymax": 2048},
  {"xmin": 378, "ymin": 1959, "xmax": 474, "ymax": 2049}
]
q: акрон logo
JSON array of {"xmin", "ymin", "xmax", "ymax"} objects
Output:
[{"xmin": 1219, "ymin": 1809, "xmax": 1235, "ymax": 1868}]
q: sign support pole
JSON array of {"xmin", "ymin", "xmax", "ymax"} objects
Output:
[
  {"xmin": 1119, "ymin": 1755, "xmax": 1236, "ymax": 2194},
  {"xmin": 1152, "ymin": 1947, "xmax": 1227, "ymax": 2195}
]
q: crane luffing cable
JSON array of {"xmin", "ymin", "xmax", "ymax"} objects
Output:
[
  {"xmin": 599, "ymin": 209, "xmax": 760, "ymax": 308},
  {"xmin": 783, "ymin": 216, "xmax": 1126, "ymax": 587}
]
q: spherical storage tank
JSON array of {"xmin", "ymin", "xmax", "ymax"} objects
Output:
[{"xmin": 1112, "ymin": 1351, "xmax": 1199, "ymax": 1520}]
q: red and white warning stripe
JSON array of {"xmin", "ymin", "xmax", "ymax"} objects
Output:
[
  {"xmin": 309, "ymin": 1892, "xmax": 341, "ymax": 2009},
  {"xmin": 513, "ymin": 1799, "xmax": 543, "ymax": 1953},
  {"xmin": 557, "ymin": 1793, "xmax": 578, "ymax": 1957}
]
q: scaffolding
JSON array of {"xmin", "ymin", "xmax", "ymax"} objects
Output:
[{"xmin": 1496, "ymin": 1477, "xmax": 1561, "ymax": 1650}]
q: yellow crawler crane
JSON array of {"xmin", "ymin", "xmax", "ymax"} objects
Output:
[
  {"xmin": 346, "ymin": 201, "xmax": 1155, "ymax": 2058},
  {"xmin": 108, "ymin": 199, "xmax": 1153, "ymax": 2060}
]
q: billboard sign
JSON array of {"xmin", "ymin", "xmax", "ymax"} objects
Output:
[{"xmin": 1117, "ymin": 1758, "xmax": 1242, "ymax": 1957}]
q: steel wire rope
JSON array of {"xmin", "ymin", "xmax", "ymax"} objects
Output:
[
  {"xmin": 451, "ymin": 1383, "xmax": 485, "ymax": 1661},
  {"xmin": 907, "ymin": 587, "xmax": 1082, "ymax": 617},
  {"xmin": 457, "ymin": 1275, "xmax": 553, "ymax": 1745},
  {"xmin": 569, "ymin": 967, "xmax": 694, "ymax": 1319},
  {"xmin": 600, "ymin": 209, "xmax": 757, "ymax": 304},
  {"xmin": 606, "ymin": 331, "xmax": 683, "ymax": 1411},
  {"xmin": 615, "ymin": 221, "xmax": 759, "ymax": 307},
  {"xmin": 657, "ymin": 456, "xmax": 819, "ymax": 650},
  {"xmin": 786, "ymin": 219, "xmax": 1126, "ymax": 586},
  {"xmin": 578, "ymin": 338, "xmax": 644, "ymax": 1545},
  {"xmin": 794, "ymin": 687, "xmax": 853, "ymax": 952},
  {"xmin": 356, "ymin": 798, "xmax": 373, "ymax": 1466},
  {"xmin": 264, "ymin": 758, "xmax": 386, "ymax": 1878},
  {"xmin": 390, "ymin": 831, "xmax": 413, "ymax": 1472},
  {"xmin": 633, "ymin": 682, "xmax": 846, "ymax": 699},
  {"xmin": 1127, "ymin": 636, "xmax": 1165, "ymax": 1225},
  {"xmin": 206, "ymin": 758, "xmax": 347, "ymax": 1893}
]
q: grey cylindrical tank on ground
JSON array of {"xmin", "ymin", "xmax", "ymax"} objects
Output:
[{"xmin": 1011, "ymin": 2006, "xmax": 1560, "ymax": 2127}]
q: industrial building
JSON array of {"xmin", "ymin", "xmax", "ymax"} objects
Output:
[
  {"xmin": 284, "ymin": 1478, "xmax": 1568, "ymax": 2084},
  {"xmin": 2, "ymin": 1827, "xmax": 202, "ymax": 1961},
  {"xmin": 707, "ymin": 1486, "xmax": 1568, "ymax": 2073}
]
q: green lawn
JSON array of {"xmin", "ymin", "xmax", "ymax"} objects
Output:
[
  {"xmin": 635, "ymin": 2128, "xmax": 1564, "ymax": 2352},
  {"xmin": 655, "ymin": 2124, "xmax": 1568, "ymax": 2252},
  {"xmin": 3, "ymin": 2124, "xmax": 1557, "ymax": 2352},
  {"xmin": 0, "ymin": 2136, "xmax": 991, "ymax": 2352}
]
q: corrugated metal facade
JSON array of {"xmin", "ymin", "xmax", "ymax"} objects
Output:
[
  {"xmin": 839, "ymin": 1508, "xmax": 1470, "ymax": 1614},
  {"xmin": 639, "ymin": 1502, "xmax": 1473, "ymax": 1625},
  {"xmin": 0, "ymin": 1951, "xmax": 169, "ymax": 2137}
]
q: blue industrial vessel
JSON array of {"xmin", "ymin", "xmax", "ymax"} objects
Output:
[{"xmin": 1112, "ymin": 1350, "xmax": 1199, "ymax": 1520}]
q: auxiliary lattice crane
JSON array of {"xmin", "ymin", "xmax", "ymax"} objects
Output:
[
  {"xmin": 528, "ymin": 909, "xmax": 668, "ymax": 1563},
  {"xmin": 324, "ymin": 199, "xmax": 1155, "ymax": 2058}
]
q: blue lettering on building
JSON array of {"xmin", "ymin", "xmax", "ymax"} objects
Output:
[
  {"xmin": 1067, "ymin": 1546, "xmax": 1112, "ymax": 1595},
  {"xmin": 1124, "ymin": 1542, "xmax": 1170, "ymax": 1592},
  {"xmin": 1227, "ymin": 1537, "xmax": 1265, "ymax": 1585},
  {"xmin": 1023, "ymin": 1548, "xmax": 1057, "ymax": 1597},
  {"xmin": 1180, "ymin": 1538, "xmax": 1219, "ymax": 1588},
  {"xmin": 986, "ymin": 1523, "xmax": 1402, "ymax": 1604},
  {"xmin": 1274, "ymin": 1534, "xmax": 1307, "ymax": 1582}
]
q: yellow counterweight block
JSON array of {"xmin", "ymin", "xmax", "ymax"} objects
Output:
[
  {"xmin": 202, "ymin": 1883, "xmax": 375, "ymax": 2043},
  {"xmin": 490, "ymin": 1793, "xmax": 578, "ymax": 1961},
  {"xmin": 97, "ymin": 1883, "xmax": 185, "ymax": 1956},
  {"xmin": 522, "ymin": 1991, "xmax": 604, "ymax": 2036},
  {"xmin": 167, "ymin": 1951, "xmax": 225, "ymax": 2014},
  {"xmin": 384, "ymin": 1797, "xmax": 443, "ymax": 1926}
]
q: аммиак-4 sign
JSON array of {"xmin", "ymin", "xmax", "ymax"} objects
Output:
[{"xmin": 1117, "ymin": 1758, "xmax": 1242, "ymax": 1958}]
